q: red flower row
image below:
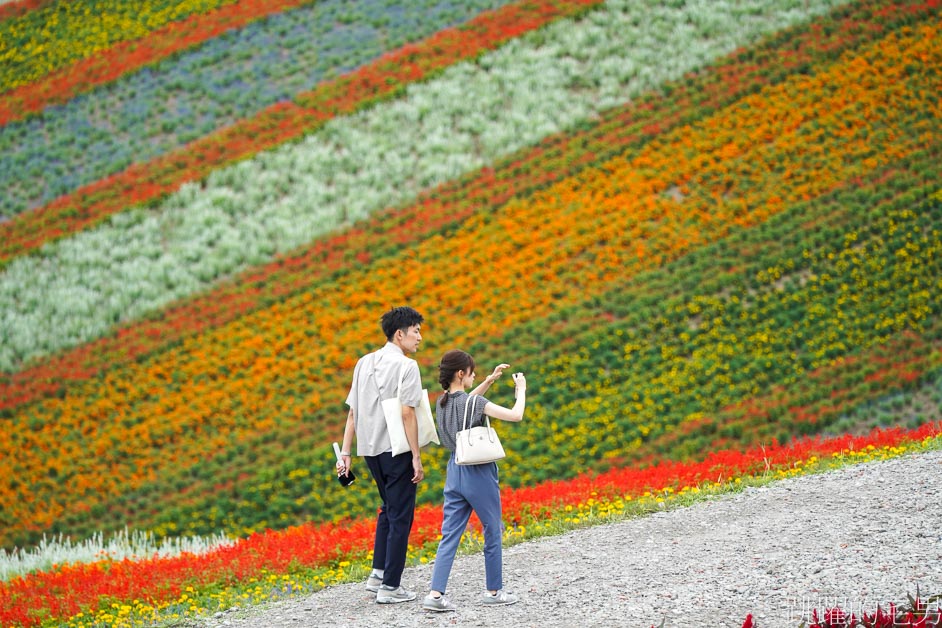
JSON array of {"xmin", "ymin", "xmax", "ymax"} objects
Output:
[{"xmin": 0, "ymin": 0, "xmax": 53, "ymax": 22}]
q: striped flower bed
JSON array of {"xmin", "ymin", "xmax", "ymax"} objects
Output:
[
  {"xmin": 0, "ymin": 0, "xmax": 853, "ymax": 371},
  {"xmin": 0, "ymin": 0, "xmax": 933, "ymax": 408},
  {"xmin": 0, "ymin": 0, "xmax": 598, "ymax": 266},
  {"xmin": 1, "ymin": 5, "xmax": 941, "ymax": 628}
]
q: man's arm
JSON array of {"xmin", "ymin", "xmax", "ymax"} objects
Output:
[
  {"xmin": 337, "ymin": 407, "xmax": 355, "ymax": 475},
  {"xmin": 400, "ymin": 404, "xmax": 424, "ymax": 483}
]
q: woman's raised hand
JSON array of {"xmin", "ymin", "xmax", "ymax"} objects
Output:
[{"xmin": 488, "ymin": 363, "xmax": 510, "ymax": 382}]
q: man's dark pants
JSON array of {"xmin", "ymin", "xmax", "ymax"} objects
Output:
[{"xmin": 365, "ymin": 451, "xmax": 416, "ymax": 588}]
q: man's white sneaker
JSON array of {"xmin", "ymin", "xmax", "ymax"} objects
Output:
[
  {"xmin": 365, "ymin": 573, "xmax": 383, "ymax": 593},
  {"xmin": 376, "ymin": 585, "xmax": 417, "ymax": 604}
]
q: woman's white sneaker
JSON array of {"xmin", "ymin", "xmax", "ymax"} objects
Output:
[
  {"xmin": 482, "ymin": 589, "xmax": 518, "ymax": 606},
  {"xmin": 423, "ymin": 593, "xmax": 457, "ymax": 612}
]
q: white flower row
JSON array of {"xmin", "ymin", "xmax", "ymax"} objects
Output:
[
  {"xmin": 0, "ymin": 527, "xmax": 233, "ymax": 582},
  {"xmin": 0, "ymin": 0, "xmax": 847, "ymax": 371}
]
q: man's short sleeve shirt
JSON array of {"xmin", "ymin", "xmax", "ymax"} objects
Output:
[{"xmin": 345, "ymin": 342, "xmax": 423, "ymax": 457}]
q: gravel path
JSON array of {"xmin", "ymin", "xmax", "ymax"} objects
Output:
[{"xmin": 201, "ymin": 450, "xmax": 942, "ymax": 628}]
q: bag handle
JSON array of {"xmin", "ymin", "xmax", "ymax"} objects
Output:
[
  {"xmin": 461, "ymin": 394, "xmax": 495, "ymax": 446},
  {"xmin": 461, "ymin": 394, "xmax": 474, "ymax": 431}
]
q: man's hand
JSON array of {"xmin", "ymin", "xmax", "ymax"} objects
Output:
[
  {"xmin": 412, "ymin": 455, "xmax": 424, "ymax": 484},
  {"xmin": 336, "ymin": 454, "xmax": 352, "ymax": 477}
]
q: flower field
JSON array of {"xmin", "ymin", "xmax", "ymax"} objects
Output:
[{"xmin": 1, "ymin": 0, "xmax": 941, "ymax": 625}]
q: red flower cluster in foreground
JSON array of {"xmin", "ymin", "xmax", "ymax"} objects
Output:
[
  {"xmin": 803, "ymin": 594, "xmax": 942, "ymax": 628},
  {"xmin": 732, "ymin": 593, "xmax": 942, "ymax": 626}
]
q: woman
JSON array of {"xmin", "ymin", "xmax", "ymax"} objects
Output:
[{"xmin": 423, "ymin": 349, "xmax": 526, "ymax": 612}]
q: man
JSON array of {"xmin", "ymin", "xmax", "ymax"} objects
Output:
[{"xmin": 337, "ymin": 306, "xmax": 425, "ymax": 603}]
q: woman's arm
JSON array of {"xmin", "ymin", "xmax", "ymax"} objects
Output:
[{"xmin": 484, "ymin": 373, "xmax": 526, "ymax": 422}]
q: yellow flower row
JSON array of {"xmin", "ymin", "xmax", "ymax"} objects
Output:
[
  {"xmin": 0, "ymin": 0, "xmax": 238, "ymax": 92},
  {"xmin": 64, "ymin": 569, "xmax": 351, "ymax": 628}
]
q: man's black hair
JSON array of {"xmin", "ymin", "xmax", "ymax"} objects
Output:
[{"xmin": 381, "ymin": 306, "xmax": 424, "ymax": 340}]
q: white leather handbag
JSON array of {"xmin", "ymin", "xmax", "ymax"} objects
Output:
[{"xmin": 454, "ymin": 394, "xmax": 505, "ymax": 465}]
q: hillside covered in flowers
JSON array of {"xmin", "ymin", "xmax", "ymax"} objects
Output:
[{"xmin": 0, "ymin": 0, "xmax": 939, "ymax": 624}]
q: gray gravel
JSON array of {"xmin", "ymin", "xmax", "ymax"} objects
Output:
[{"xmin": 201, "ymin": 450, "xmax": 942, "ymax": 628}]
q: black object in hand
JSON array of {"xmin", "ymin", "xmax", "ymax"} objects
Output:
[
  {"xmin": 337, "ymin": 468, "xmax": 356, "ymax": 487},
  {"xmin": 333, "ymin": 442, "xmax": 356, "ymax": 487}
]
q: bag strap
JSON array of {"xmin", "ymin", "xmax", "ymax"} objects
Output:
[
  {"xmin": 366, "ymin": 353, "xmax": 382, "ymax": 397},
  {"xmin": 461, "ymin": 394, "xmax": 490, "ymax": 431},
  {"xmin": 366, "ymin": 353, "xmax": 394, "ymax": 395},
  {"xmin": 460, "ymin": 394, "xmax": 498, "ymax": 448},
  {"xmin": 394, "ymin": 360, "xmax": 406, "ymax": 399},
  {"xmin": 370, "ymin": 352, "xmax": 411, "ymax": 402}
]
